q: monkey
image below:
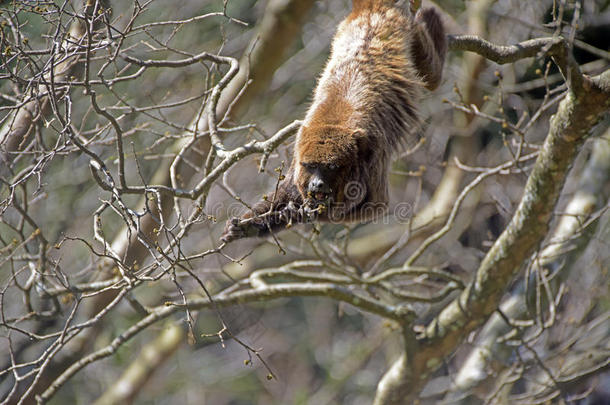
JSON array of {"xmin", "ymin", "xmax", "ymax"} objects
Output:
[{"xmin": 221, "ymin": 0, "xmax": 446, "ymax": 243}]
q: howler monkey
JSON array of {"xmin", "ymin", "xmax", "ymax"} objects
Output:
[{"xmin": 221, "ymin": 0, "xmax": 446, "ymax": 243}]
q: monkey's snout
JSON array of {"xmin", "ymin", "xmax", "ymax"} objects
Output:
[
  {"xmin": 308, "ymin": 178, "xmax": 331, "ymax": 202},
  {"xmin": 309, "ymin": 178, "xmax": 330, "ymax": 193}
]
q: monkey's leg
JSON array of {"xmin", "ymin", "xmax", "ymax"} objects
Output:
[{"xmin": 411, "ymin": 7, "xmax": 447, "ymax": 90}]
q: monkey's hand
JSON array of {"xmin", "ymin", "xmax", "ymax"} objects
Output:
[
  {"xmin": 220, "ymin": 216, "xmax": 265, "ymax": 243},
  {"xmin": 220, "ymin": 181, "xmax": 305, "ymax": 243}
]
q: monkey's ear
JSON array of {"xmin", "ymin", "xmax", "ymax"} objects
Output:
[{"xmin": 351, "ymin": 129, "xmax": 374, "ymax": 161}]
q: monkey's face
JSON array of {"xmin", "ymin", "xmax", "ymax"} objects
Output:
[
  {"xmin": 298, "ymin": 161, "xmax": 348, "ymax": 205},
  {"xmin": 295, "ymin": 125, "xmax": 370, "ymax": 212}
]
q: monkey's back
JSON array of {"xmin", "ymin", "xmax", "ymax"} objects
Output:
[{"xmin": 304, "ymin": 2, "xmax": 423, "ymax": 152}]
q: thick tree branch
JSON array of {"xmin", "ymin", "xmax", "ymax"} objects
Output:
[
  {"xmin": 447, "ymin": 126, "xmax": 610, "ymax": 402},
  {"xmin": 36, "ymin": 281, "xmax": 415, "ymax": 402},
  {"xmin": 448, "ymin": 35, "xmax": 563, "ymax": 65},
  {"xmin": 374, "ymin": 67, "xmax": 610, "ymax": 403},
  {"xmin": 448, "ymin": 34, "xmax": 584, "ymax": 91}
]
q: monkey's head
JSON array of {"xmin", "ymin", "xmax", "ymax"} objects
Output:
[{"xmin": 295, "ymin": 124, "xmax": 372, "ymax": 212}]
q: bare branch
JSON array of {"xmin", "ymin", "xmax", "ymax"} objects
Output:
[{"xmin": 375, "ymin": 68, "xmax": 610, "ymax": 403}]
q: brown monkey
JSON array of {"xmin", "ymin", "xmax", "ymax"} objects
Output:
[{"xmin": 221, "ymin": 0, "xmax": 446, "ymax": 243}]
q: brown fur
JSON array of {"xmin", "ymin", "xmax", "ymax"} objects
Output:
[{"xmin": 221, "ymin": 1, "xmax": 446, "ymax": 242}]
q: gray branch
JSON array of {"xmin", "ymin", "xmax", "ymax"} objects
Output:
[
  {"xmin": 373, "ymin": 67, "xmax": 610, "ymax": 405},
  {"xmin": 37, "ymin": 281, "xmax": 415, "ymax": 403},
  {"xmin": 447, "ymin": 126, "xmax": 610, "ymax": 402}
]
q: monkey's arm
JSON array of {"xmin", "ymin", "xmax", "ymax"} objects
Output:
[{"xmin": 220, "ymin": 169, "xmax": 303, "ymax": 243}]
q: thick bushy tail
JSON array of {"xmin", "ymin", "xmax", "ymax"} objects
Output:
[{"xmin": 411, "ymin": 7, "xmax": 447, "ymax": 90}]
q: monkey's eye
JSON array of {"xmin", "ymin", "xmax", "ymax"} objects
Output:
[
  {"xmin": 301, "ymin": 162, "xmax": 317, "ymax": 170},
  {"xmin": 328, "ymin": 163, "xmax": 339, "ymax": 171}
]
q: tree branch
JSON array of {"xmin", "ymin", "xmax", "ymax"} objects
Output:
[
  {"xmin": 37, "ymin": 281, "xmax": 415, "ymax": 402},
  {"xmin": 0, "ymin": 0, "xmax": 110, "ymax": 176},
  {"xmin": 448, "ymin": 35, "xmax": 563, "ymax": 65},
  {"xmin": 374, "ymin": 66, "xmax": 610, "ymax": 403},
  {"xmin": 447, "ymin": 126, "xmax": 610, "ymax": 402},
  {"xmin": 448, "ymin": 34, "xmax": 584, "ymax": 92}
]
